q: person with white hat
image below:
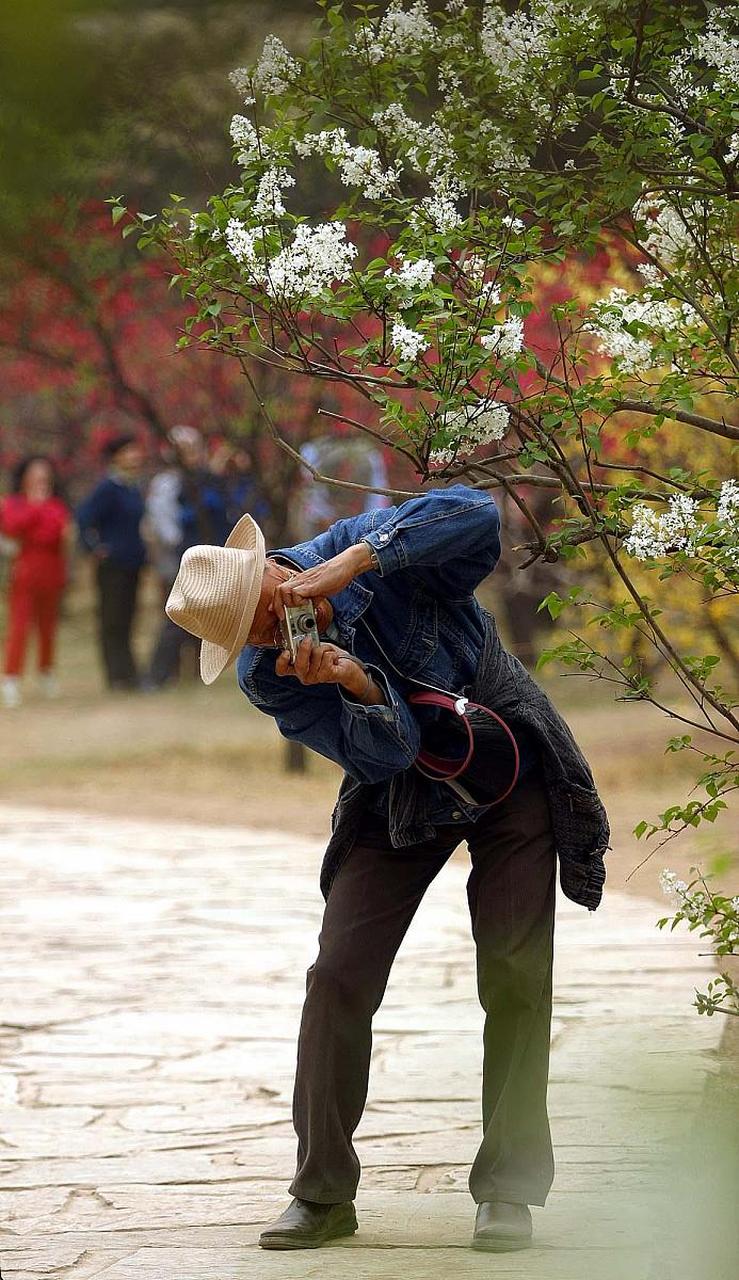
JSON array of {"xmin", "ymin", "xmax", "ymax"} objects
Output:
[{"xmin": 166, "ymin": 483, "xmax": 609, "ymax": 1254}]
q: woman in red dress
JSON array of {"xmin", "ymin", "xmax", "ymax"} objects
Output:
[{"xmin": 1, "ymin": 456, "xmax": 71, "ymax": 708}]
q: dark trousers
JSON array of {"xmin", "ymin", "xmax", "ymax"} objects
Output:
[
  {"xmin": 96, "ymin": 560, "xmax": 140, "ymax": 688},
  {"xmin": 147, "ymin": 615, "xmax": 199, "ymax": 687},
  {"xmin": 289, "ymin": 772, "xmax": 557, "ymax": 1208}
]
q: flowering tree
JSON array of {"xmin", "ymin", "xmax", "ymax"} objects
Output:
[{"xmin": 125, "ymin": 0, "xmax": 738, "ymax": 1013}]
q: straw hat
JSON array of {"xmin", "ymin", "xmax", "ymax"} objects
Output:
[{"xmin": 165, "ymin": 513, "xmax": 266, "ymax": 685}]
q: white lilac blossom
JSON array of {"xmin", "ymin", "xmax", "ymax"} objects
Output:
[
  {"xmin": 501, "ymin": 214, "xmax": 526, "ymax": 233},
  {"xmin": 354, "ymin": 1, "xmax": 437, "ymax": 64},
  {"xmin": 295, "ymin": 129, "xmax": 399, "ymax": 199},
  {"xmin": 230, "ymin": 115, "xmax": 259, "ymax": 165},
  {"xmin": 624, "ymin": 493, "xmax": 700, "ymax": 560},
  {"xmin": 481, "ymin": 315, "xmax": 525, "ymax": 360},
  {"xmin": 446, "ymin": 0, "xmax": 466, "ymax": 13},
  {"xmin": 480, "ymin": 123, "xmax": 529, "ymax": 171},
  {"xmin": 660, "ymin": 869, "xmax": 688, "ymax": 900},
  {"xmin": 225, "ymin": 218, "xmax": 258, "ymax": 265},
  {"xmin": 265, "ymin": 222, "xmax": 357, "ymax": 299},
  {"xmin": 385, "ymin": 255, "xmax": 435, "ymax": 306},
  {"xmin": 717, "ymin": 479, "xmax": 739, "ymax": 529},
  {"xmin": 585, "ymin": 288, "xmax": 694, "ymax": 374},
  {"xmin": 696, "ymin": 13, "xmax": 739, "ymax": 87},
  {"xmin": 409, "ymin": 173, "xmax": 464, "ymax": 233},
  {"xmin": 430, "ymin": 399, "xmax": 510, "ymax": 464},
  {"xmin": 228, "ymin": 67, "xmax": 255, "ymax": 106},
  {"xmin": 391, "ymin": 320, "xmax": 430, "ymax": 362},
  {"xmin": 253, "ymin": 167, "xmax": 295, "ymax": 220},
  {"xmin": 632, "ymin": 195, "xmax": 692, "ymax": 266},
  {"xmin": 460, "ymin": 254, "xmax": 501, "ymax": 306},
  {"xmin": 372, "ymin": 103, "xmax": 456, "ymax": 179},
  {"xmin": 480, "ymin": 0, "xmax": 593, "ymax": 80},
  {"xmin": 252, "ymin": 34, "xmax": 299, "ymax": 96}
]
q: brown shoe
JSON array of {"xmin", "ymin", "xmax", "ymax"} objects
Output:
[
  {"xmin": 259, "ymin": 1197, "xmax": 358, "ymax": 1250},
  {"xmin": 472, "ymin": 1201, "xmax": 532, "ymax": 1251}
]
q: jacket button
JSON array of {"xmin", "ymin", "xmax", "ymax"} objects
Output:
[{"xmin": 451, "ymin": 809, "xmax": 462, "ymax": 820}]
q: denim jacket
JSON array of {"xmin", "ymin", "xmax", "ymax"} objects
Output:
[{"xmin": 237, "ymin": 486, "xmax": 610, "ymax": 909}]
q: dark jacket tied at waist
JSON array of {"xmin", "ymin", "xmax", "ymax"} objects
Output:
[{"xmin": 322, "ymin": 610, "xmax": 610, "ymax": 912}]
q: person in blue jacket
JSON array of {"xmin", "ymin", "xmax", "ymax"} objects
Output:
[
  {"xmin": 77, "ymin": 435, "xmax": 146, "ymax": 690},
  {"xmin": 164, "ymin": 483, "xmax": 610, "ymax": 1254}
]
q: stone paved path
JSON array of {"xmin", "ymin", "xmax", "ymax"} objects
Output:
[{"xmin": 0, "ymin": 805, "xmax": 723, "ymax": 1280}]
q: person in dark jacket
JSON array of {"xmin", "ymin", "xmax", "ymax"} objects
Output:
[
  {"xmin": 77, "ymin": 434, "xmax": 146, "ymax": 690},
  {"xmin": 163, "ymin": 487, "xmax": 610, "ymax": 1254}
]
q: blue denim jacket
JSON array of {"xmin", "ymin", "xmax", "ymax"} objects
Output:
[{"xmin": 236, "ymin": 486, "xmax": 539, "ymax": 830}]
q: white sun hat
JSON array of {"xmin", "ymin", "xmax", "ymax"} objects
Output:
[{"xmin": 165, "ymin": 513, "xmax": 266, "ymax": 685}]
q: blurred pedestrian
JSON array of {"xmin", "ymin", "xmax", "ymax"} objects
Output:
[
  {"xmin": 77, "ymin": 434, "xmax": 146, "ymax": 691},
  {"xmin": 144, "ymin": 425, "xmax": 229, "ymax": 688},
  {"xmin": 1, "ymin": 456, "xmax": 71, "ymax": 709},
  {"xmin": 211, "ymin": 439, "xmax": 271, "ymax": 532}
]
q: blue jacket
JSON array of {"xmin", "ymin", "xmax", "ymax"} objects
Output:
[
  {"xmin": 237, "ymin": 486, "xmax": 540, "ymax": 829},
  {"xmin": 77, "ymin": 475, "xmax": 146, "ymax": 570}
]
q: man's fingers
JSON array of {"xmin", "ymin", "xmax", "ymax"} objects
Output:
[{"xmin": 275, "ymin": 650, "xmax": 292, "ymax": 677}]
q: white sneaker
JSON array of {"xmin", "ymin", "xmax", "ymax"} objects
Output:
[
  {"xmin": 2, "ymin": 677, "xmax": 22, "ymax": 709},
  {"xmin": 39, "ymin": 672, "xmax": 60, "ymax": 699}
]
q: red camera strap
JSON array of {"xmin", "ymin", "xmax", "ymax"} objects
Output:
[{"xmin": 408, "ymin": 690, "xmax": 520, "ymax": 805}]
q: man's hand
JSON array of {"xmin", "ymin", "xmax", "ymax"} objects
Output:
[
  {"xmin": 273, "ymin": 543, "xmax": 373, "ymax": 619},
  {"xmin": 275, "ymin": 637, "xmax": 386, "ymax": 705}
]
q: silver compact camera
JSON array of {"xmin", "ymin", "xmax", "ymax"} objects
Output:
[{"xmin": 281, "ymin": 601, "xmax": 320, "ymax": 663}]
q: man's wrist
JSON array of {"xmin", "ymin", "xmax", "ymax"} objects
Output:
[{"xmin": 349, "ymin": 541, "xmax": 376, "ymax": 573}]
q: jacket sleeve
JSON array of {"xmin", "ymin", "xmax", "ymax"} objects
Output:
[
  {"xmin": 238, "ymin": 659, "xmax": 420, "ymax": 785},
  {"xmin": 76, "ymin": 481, "xmax": 112, "ymax": 553},
  {"xmin": 337, "ymin": 486, "xmax": 501, "ymax": 595}
]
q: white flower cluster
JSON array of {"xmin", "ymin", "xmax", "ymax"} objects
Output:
[
  {"xmin": 659, "ymin": 868, "xmax": 688, "ymax": 901},
  {"xmin": 230, "ymin": 115, "xmax": 259, "ymax": 165},
  {"xmin": 228, "ymin": 67, "xmax": 255, "ymax": 106},
  {"xmin": 717, "ymin": 479, "xmax": 739, "ymax": 529},
  {"xmin": 481, "ymin": 315, "xmax": 525, "ymax": 360},
  {"xmin": 430, "ymin": 399, "xmax": 510, "ymax": 464},
  {"xmin": 414, "ymin": 182, "xmax": 464, "ymax": 232},
  {"xmin": 585, "ymin": 287, "xmax": 694, "ymax": 374},
  {"xmin": 391, "ymin": 320, "xmax": 430, "ymax": 362},
  {"xmin": 354, "ymin": 1, "xmax": 437, "ymax": 64},
  {"xmin": 481, "ymin": 1, "xmax": 593, "ymax": 81},
  {"xmin": 724, "ymin": 133, "xmax": 739, "ymax": 164},
  {"xmin": 661, "ymin": 870, "xmax": 739, "ymax": 948},
  {"xmin": 624, "ymin": 493, "xmax": 700, "ymax": 560},
  {"xmin": 624, "ymin": 480, "xmax": 739, "ymax": 567},
  {"xmin": 225, "ymin": 217, "xmax": 257, "ymax": 265},
  {"xmin": 252, "ymin": 34, "xmax": 299, "ymax": 96},
  {"xmin": 225, "ymin": 218, "xmax": 357, "ymax": 301},
  {"xmin": 372, "ymin": 102, "xmax": 456, "ymax": 178},
  {"xmin": 461, "ymin": 254, "xmax": 501, "ymax": 307},
  {"xmin": 696, "ymin": 13, "xmax": 739, "ymax": 87},
  {"xmin": 253, "ymin": 167, "xmax": 295, "ymax": 220},
  {"xmin": 266, "ymin": 222, "xmax": 357, "ymax": 299},
  {"xmin": 295, "ymin": 128, "xmax": 399, "ymax": 199},
  {"xmin": 385, "ymin": 255, "xmax": 435, "ymax": 307},
  {"xmin": 633, "ymin": 195, "xmax": 692, "ymax": 266}
]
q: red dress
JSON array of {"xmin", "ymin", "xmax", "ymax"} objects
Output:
[{"xmin": 1, "ymin": 495, "xmax": 69, "ymax": 676}]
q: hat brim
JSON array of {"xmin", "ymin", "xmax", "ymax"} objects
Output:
[{"xmin": 199, "ymin": 513, "xmax": 267, "ymax": 685}]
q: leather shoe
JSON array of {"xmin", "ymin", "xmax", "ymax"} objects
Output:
[
  {"xmin": 472, "ymin": 1201, "xmax": 532, "ymax": 1251},
  {"xmin": 259, "ymin": 1197, "xmax": 358, "ymax": 1250}
]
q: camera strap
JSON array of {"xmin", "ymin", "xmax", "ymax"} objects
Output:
[{"xmin": 358, "ymin": 614, "xmax": 520, "ymax": 805}]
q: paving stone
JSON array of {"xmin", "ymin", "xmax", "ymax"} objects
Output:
[{"xmin": 0, "ymin": 804, "xmax": 723, "ymax": 1280}]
